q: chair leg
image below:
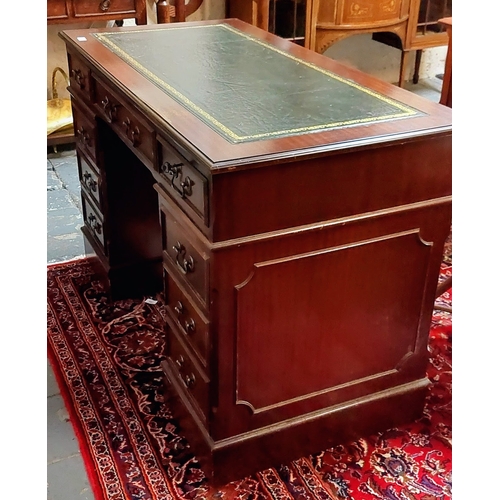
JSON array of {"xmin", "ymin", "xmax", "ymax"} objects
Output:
[{"xmin": 399, "ymin": 50, "xmax": 411, "ymax": 88}]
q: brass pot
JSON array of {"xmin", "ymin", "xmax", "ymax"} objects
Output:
[{"xmin": 47, "ymin": 67, "xmax": 73, "ymax": 136}]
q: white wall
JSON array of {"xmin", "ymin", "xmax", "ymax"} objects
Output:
[{"xmin": 47, "ymin": 0, "xmax": 446, "ymax": 100}]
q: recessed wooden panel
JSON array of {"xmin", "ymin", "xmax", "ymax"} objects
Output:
[
  {"xmin": 47, "ymin": 0, "xmax": 70, "ymax": 21},
  {"xmin": 235, "ymin": 229, "xmax": 431, "ymax": 414}
]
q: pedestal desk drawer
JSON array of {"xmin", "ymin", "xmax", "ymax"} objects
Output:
[
  {"xmin": 168, "ymin": 326, "xmax": 210, "ymax": 422},
  {"xmin": 78, "ymin": 154, "xmax": 102, "ymax": 209},
  {"xmin": 82, "ymin": 194, "xmax": 106, "ymax": 254},
  {"xmin": 72, "ymin": 102, "xmax": 98, "ymax": 162},
  {"xmin": 339, "ymin": 0, "xmax": 404, "ymax": 24},
  {"xmin": 68, "ymin": 51, "xmax": 93, "ymax": 101},
  {"xmin": 160, "ymin": 206, "xmax": 210, "ymax": 306},
  {"xmin": 94, "ymin": 78, "xmax": 156, "ymax": 169},
  {"xmin": 164, "ymin": 269, "xmax": 210, "ymax": 368},
  {"xmin": 73, "ymin": 0, "xmax": 137, "ymax": 16},
  {"xmin": 158, "ymin": 137, "xmax": 209, "ymax": 226}
]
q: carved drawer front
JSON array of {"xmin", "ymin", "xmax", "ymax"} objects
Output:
[
  {"xmin": 167, "ymin": 326, "xmax": 210, "ymax": 422},
  {"xmin": 47, "ymin": 0, "xmax": 69, "ymax": 22},
  {"xmin": 72, "ymin": 102, "xmax": 98, "ymax": 162},
  {"xmin": 78, "ymin": 153, "xmax": 102, "ymax": 209},
  {"xmin": 339, "ymin": 0, "xmax": 404, "ymax": 25},
  {"xmin": 73, "ymin": 0, "xmax": 137, "ymax": 17},
  {"xmin": 68, "ymin": 51, "xmax": 93, "ymax": 102},
  {"xmin": 82, "ymin": 194, "xmax": 107, "ymax": 254},
  {"xmin": 160, "ymin": 205, "xmax": 210, "ymax": 307},
  {"xmin": 94, "ymin": 78, "xmax": 157, "ymax": 169},
  {"xmin": 158, "ymin": 136, "xmax": 209, "ymax": 227},
  {"xmin": 164, "ymin": 269, "xmax": 210, "ymax": 368}
]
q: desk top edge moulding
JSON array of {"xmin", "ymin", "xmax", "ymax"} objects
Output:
[
  {"xmin": 59, "ymin": 18, "xmax": 451, "ymax": 168},
  {"xmin": 59, "ymin": 18, "xmax": 451, "ymax": 485}
]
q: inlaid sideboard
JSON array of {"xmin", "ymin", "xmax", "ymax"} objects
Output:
[
  {"xmin": 60, "ymin": 19, "xmax": 452, "ymax": 484},
  {"xmin": 228, "ymin": 0, "xmax": 452, "ymax": 86},
  {"xmin": 47, "ymin": 0, "xmax": 148, "ymax": 25}
]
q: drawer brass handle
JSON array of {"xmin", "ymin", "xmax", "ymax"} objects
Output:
[
  {"xmin": 122, "ymin": 117, "xmax": 141, "ymax": 147},
  {"xmin": 174, "ymin": 301, "xmax": 184, "ymax": 317},
  {"xmin": 183, "ymin": 373, "xmax": 196, "ymax": 388},
  {"xmin": 184, "ymin": 318, "xmax": 196, "ymax": 334},
  {"xmin": 76, "ymin": 127, "xmax": 90, "ymax": 146},
  {"xmin": 100, "ymin": 0, "xmax": 111, "ymax": 12},
  {"xmin": 87, "ymin": 214, "xmax": 102, "ymax": 234},
  {"xmin": 82, "ymin": 172, "xmax": 97, "ymax": 193},
  {"xmin": 160, "ymin": 161, "xmax": 194, "ymax": 199},
  {"xmin": 175, "ymin": 355, "xmax": 185, "ymax": 368},
  {"xmin": 179, "ymin": 176, "xmax": 194, "ymax": 198},
  {"xmin": 101, "ymin": 96, "xmax": 119, "ymax": 122},
  {"xmin": 70, "ymin": 69, "xmax": 85, "ymax": 89},
  {"xmin": 172, "ymin": 241, "xmax": 195, "ymax": 275},
  {"xmin": 130, "ymin": 126, "xmax": 141, "ymax": 147}
]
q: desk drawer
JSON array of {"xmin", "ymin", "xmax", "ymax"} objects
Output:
[
  {"xmin": 78, "ymin": 153, "xmax": 102, "ymax": 210},
  {"xmin": 94, "ymin": 78, "xmax": 157, "ymax": 169},
  {"xmin": 160, "ymin": 203, "xmax": 210, "ymax": 307},
  {"xmin": 167, "ymin": 326, "xmax": 210, "ymax": 422},
  {"xmin": 72, "ymin": 101, "xmax": 98, "ymax": 162},
  {"xmin": 338, "ymin": 0, "xmax": 405, "ymax": 25},
  {"xmin": 82, "ymin": 194, "xmax": 107, "ymax": 254},
  {"xmin": 164, "ymin": 269, "xmax": 210, "ymax": 368},
  {"xmin": 73, "ymin": 0, "xmax": 136, "ymax": 16},
  {"xmin": 68, "ymin": 51, "xmax": 93, "ymax": 102},
  {"xmin": 158, "ymin": 137, "xmax": 209, "ymax": 227}
]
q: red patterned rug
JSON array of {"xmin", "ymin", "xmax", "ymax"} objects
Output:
[{"xmin": 47, "ymin": 259, "xmax": 451, "ymax": 500}]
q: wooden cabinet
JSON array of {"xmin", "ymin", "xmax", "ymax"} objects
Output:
[
  {"xmin": 60, "ymin": 19, "xmax": 451, "ymax": 485},
  {"xmin": 228, "ymin": 0, "xmax": 452, "ymax": 86},
  {"xmin": 47, "ymin": 0, "xmax": 147, "ymax": 25}
]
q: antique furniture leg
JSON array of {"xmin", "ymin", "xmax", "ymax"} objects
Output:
[
  {"xmin": 413, "ymin": 49, "xmax": 422, "ymax": 84},
  {"xmin": 438, "ymin": 17, "xmax": 452, "ymax": 108},
  {"xmin": 399, "ymin": 50, "xmax": 410, "ymax": 87}
]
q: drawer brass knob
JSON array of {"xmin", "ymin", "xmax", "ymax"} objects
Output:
[
  {"xmin": 174, "ymin": 301, "xmax": 184, "ymax": 317},
  {"xmin": 175, "ymin": 355, "xmax": 185, "ymax": 368},
  {"xmin": 100, "ymin": 0, "xmax": 111, "ymax": 12},
  {"xmin": 122, "ymin": 117, "xmax": 141, "ymax": 146},
  {"xmin": 101, "ymin": 96, "xmax": 119, "ymax": 122},
  {"xmin": 76, "ymin": 127, "xmax": 90, "ymax": 146},
  {"xmin": 184, "ymin": 318, "xmax": 196, "ymax": 334},
  {"xmin": 87, "ymin": 214, "xmax": 102, "ymax": 234},
  {"xmin": 173, "ymin": 241, "xmax": 195, "ymax": 274},
  {"xmin": 83, "ymin": 172, "xmax": 97, "ymax": 192},
  {"xmin": 70, "ymin": 69, "xmax": 85, "ymax": 89},
  {"xmin": 184, "ymin": 373, "xmax": 196, "ymax": 388},
  {"xmin": 160, "ymin": 162, "xmax": 194, "ymax": 199},
  {"xmin": 160, "ymin": 161, "xmax": 182, "ymax": 178}
]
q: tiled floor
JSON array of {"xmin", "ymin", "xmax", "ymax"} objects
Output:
[{"xmin": 46, "ymin": 78, "xmax": 442, "ymax": 499}]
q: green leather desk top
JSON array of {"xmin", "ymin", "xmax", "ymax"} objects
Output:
[{"xmin": 93, "ymin": 24, "xmax": 423, "ymax": 144}]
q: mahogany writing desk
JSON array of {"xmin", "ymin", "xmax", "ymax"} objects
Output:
[{"xmin": 60, "ymin": 19, "xmax": 452, "ymax": 484}]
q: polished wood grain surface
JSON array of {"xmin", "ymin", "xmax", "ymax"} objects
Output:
[
  {"xmin": 47, "ymin": 0, "xmax": 147, "ymax": 25},
  {"xmin": 59, "ymin": 18, "xmax": 451, "ymax": 168},
  {"xmin": 61, "ymin": 19, "xmax": 452, "ymax": 484}
]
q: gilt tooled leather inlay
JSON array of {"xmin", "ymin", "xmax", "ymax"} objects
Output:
[{"xmin": 93, "ymin": 24, "xmax": 423, "ymax": 144}]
